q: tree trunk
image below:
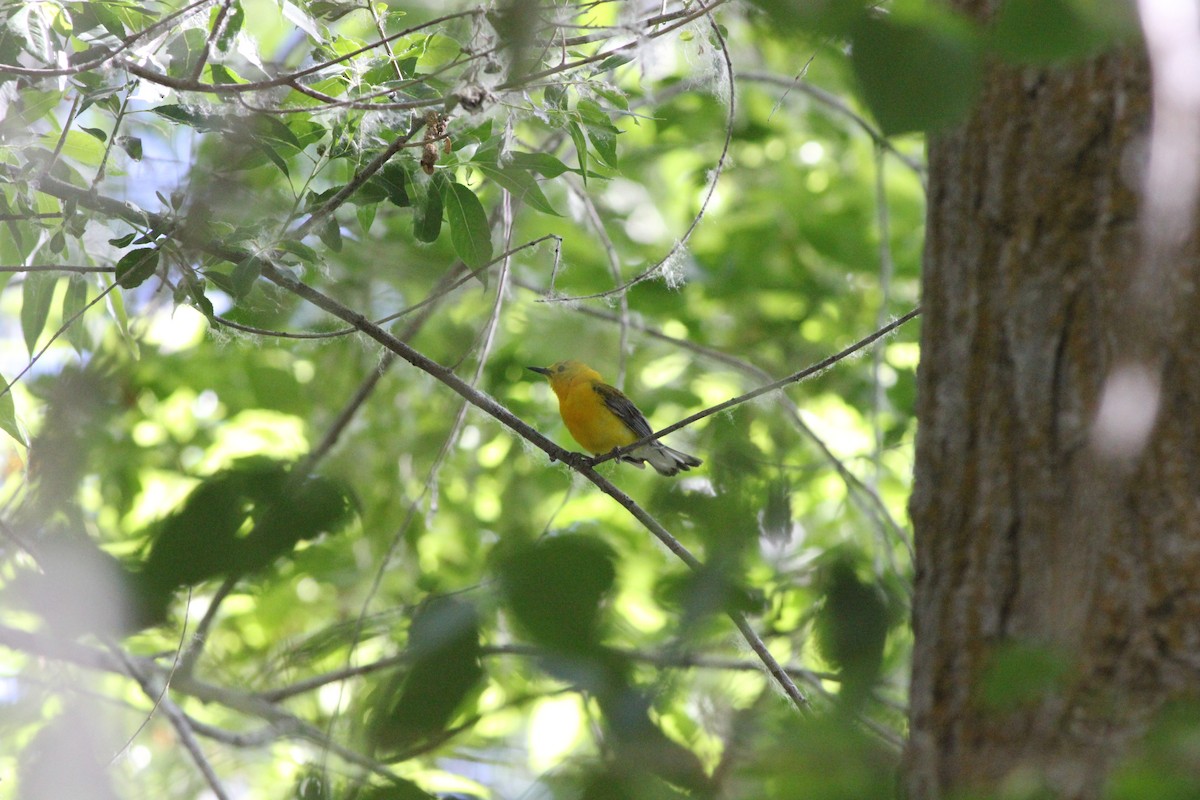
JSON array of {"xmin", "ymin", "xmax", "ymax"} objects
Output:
[{"xmin": 907, "ymin": 17, "xmax": 1200, "ymax": 800}]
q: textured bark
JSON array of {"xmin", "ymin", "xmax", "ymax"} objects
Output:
[{"xmin": 907, "ymin": 20, "xmax": 1200, "ymax": 800}]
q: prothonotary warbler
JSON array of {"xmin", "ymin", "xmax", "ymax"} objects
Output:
[{"xmin": 528, "ymin": 360, "xmax": 702, "ymax": 476}]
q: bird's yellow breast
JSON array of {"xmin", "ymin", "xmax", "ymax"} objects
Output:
[{"xmin": 556, "ymin": 379, "xmax": 639, "ymax": 455}]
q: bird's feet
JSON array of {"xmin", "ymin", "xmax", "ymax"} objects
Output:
[
  {"xmin": 563, "ymin": 451, "xmax": 595, "ymax": 471},
  {"xmin": 593, "ymin": 446, "xmax": 624, "ymax": 466}
]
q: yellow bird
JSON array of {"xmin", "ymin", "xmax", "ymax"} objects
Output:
[{"xmin": 528, "ymin": 360, "xmax": 702, "ymax": 476}]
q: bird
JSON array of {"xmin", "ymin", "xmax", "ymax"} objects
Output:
[{"xmin": 528, "ymin": 360, "xmax": 702, "ymax": 476}]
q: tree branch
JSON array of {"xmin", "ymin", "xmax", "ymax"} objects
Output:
[{"xmin": 590, "ymin": 307, "xmax": 922, "ymax": 467}]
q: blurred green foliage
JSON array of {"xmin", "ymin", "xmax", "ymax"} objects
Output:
[{"xmin": 0, "ymin": 0, "xmax": 1141, "ymax": 798}]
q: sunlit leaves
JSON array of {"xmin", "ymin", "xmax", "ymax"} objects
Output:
[
  {"xmin": 0, "ymin": 374, "xmax": 24, "ymax": 446},
  {"xmin": 497, "ymin": 534, "xmax": 711, "ymax": 793},
  {"xmin": 0, "ymin": 0, "xmax": 939, "ymax": 794}
]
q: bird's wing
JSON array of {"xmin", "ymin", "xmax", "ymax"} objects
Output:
[{"xmin": 593, "ymin": 382, "xmax": 653, "ymax": 438}]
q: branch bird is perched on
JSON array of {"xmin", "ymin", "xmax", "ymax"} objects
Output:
[{"xmin": 529, "ymin": 360, "xmax": 702, "ymax": 476}]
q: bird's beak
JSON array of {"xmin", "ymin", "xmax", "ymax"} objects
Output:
[{"xmin": 527, "ymin": 366, "xmax": 550, "ymax": 376}]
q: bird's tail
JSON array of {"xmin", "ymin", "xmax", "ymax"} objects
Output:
[{"xmin": 623, "ymin": 442, "xmax": 703, "ymax": 477}]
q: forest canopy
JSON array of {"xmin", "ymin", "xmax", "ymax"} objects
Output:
[{"xmin": 0, "ymin": 0, "xmax": 1135, "ymax": 798}]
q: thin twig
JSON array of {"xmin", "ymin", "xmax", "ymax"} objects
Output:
[
  {"xmin": 591, "ymin": 308, "xmax": 922, "ymax": 466},
  {"xmin": 112, "ymin": 644, "xmax": 232, "ymax": 800},
  {"xmin": 109, "ymin": 592, "xmax": 192, "ymax": 764},
  {"xmin": 189, "ymin": 0, "xmax": 235, "ymax": 83},
  {"xmin": 542, "ymin": 9, "xmax": 735, "ymax": 303},
  {"xmin": 0, "ymin": 0, "xmax": 215, "ymax": 77},
  {"xmin": 250, "ymin": 260, "xmax": 809, "ymax": 710},
  {"xmin": 740, "ymin": 70, "xmax": 925, "ymax": 177},
  {"xmin": 0, "ymin": 283, "xmax": 118, "ymax": 402},
  {"xmin": 0, "ymin": 265, "xmax": 115, "ymax": 273}
]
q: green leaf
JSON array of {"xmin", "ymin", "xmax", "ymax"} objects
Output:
[
  {"xmin": 142, "ymin": 460, "xmax": 355, "ymax": 603},
  {"xmin": 142, "ymin": 466, "xmax": 263, "ymax": 593},
  {"xmin": 231, "ymin": 254, "xmax": 262, "ymax": 298},
  {"xmin": 254, "ymin": 141, "xmax": 290, "ymax": 176},
  {"xmin": 851, "ymin": 10, "xmax": 982, "ymax": 135},
  {"xmin": 238, "ymin": 474, "xmax": 357, "ymax": 573},
  {"xmin": 499, "ymin": 535, "xmax": 616, "ymax": 652},
  {"xmin": 377, "ymin": 163, "xmax": 411, "ymax": 206},
  {"xmin": 413, "ymin": 173, "xmax": 445, "ymax": 243},
  {"xmin": 115, "ymin": 247, "xmax": 159, "ymax": 289},
  {"xmin": 106, "ymin": 283, "xmax": 138, "ymax": 358},
  {"xmin": 216, "ymin": 1, "xmax": 244, "ymax": 52},
  {"xmin": 13, "ymin": 90, "xmax": 60, "ymax": 127},
  {"xmin": 597, "ymin": 54, "xmax": 633, "ymax": 72},
  {"xmin": 13, "ymin": 4, "xmax": 51, "ymax": 61},
  {"xmin": 577, "ymin": 99, "xmax": 620, "ymax": 168},
  {"xmin": 368, "ymin": 597, "xmax": 484, "ymax": 756},
  {"xmin": 989, "ymin": 0, "xmax": 1114, "ymax": 64},
  {"xmin": 275, "ymin": 239, "xmax": 319, "ymax": 264},
  {"xmin": 184, "ymin": 278, "xmax": 215, "ymax": 319},
  {"xmin": 357, "ymin": 162, "xmax": 410, "ymax": 207},
  {"xmin": 209, "ymin": 63, "xmax": 241, "ymax": 85},
  {"xmin": 357, "ymin": 203, "xmax": 377, "ymax": 233},
  {"xmin": 317, "ymin": 215, "xmax": 342, "ymax": 251},
  {"xmin": 118, "ymin": 135, "xmax": 143, "ymax": 161},
  {"xmin": 814, "ymin": 550, "xmax": 890, "ymax": 709},
  {"xmin": 508, "ymin": 150, "xmax": 574, "ymax": 178},
  {"xmin": 441, "ymin": 181, "xmax": 493, "ymax": 268},
  {"xmin": 39, "ymin": 130, "xmax": 108, "ymax": 166},
  {"xmin": 544, "ymin": 84, "xmax": 568, "ymax": 110},
  {"xmin": 0, "ymin": 373, "xmax": 24, "ymax": 446},
  {"xmin": 249, "ymin": 113, "xmax": 303, "ymax": 150},
  {"xmin": 20, "ymin": 271, "xmax": 57, "ymax": 355},
  {"xmin": 153, "ymin": 104, "xmax": 211, "ymax": 127},
  {"xmin": 475, "ymin": 163, "xmax": 559, "ymax": 216},
  {"xmin": 77, "ymin": 1, "xmax": 127, "ymax": 37},
  {"xmin": 746, "ymin": 0, "xmax": 868, "ymax": 35},
  {"xmin": 62, "ymin": 274, "xmax": 90, "ymax": 354},
  {"xmin": 568, "ymin": 120, "xmax": 589, "ymax": 185}
]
